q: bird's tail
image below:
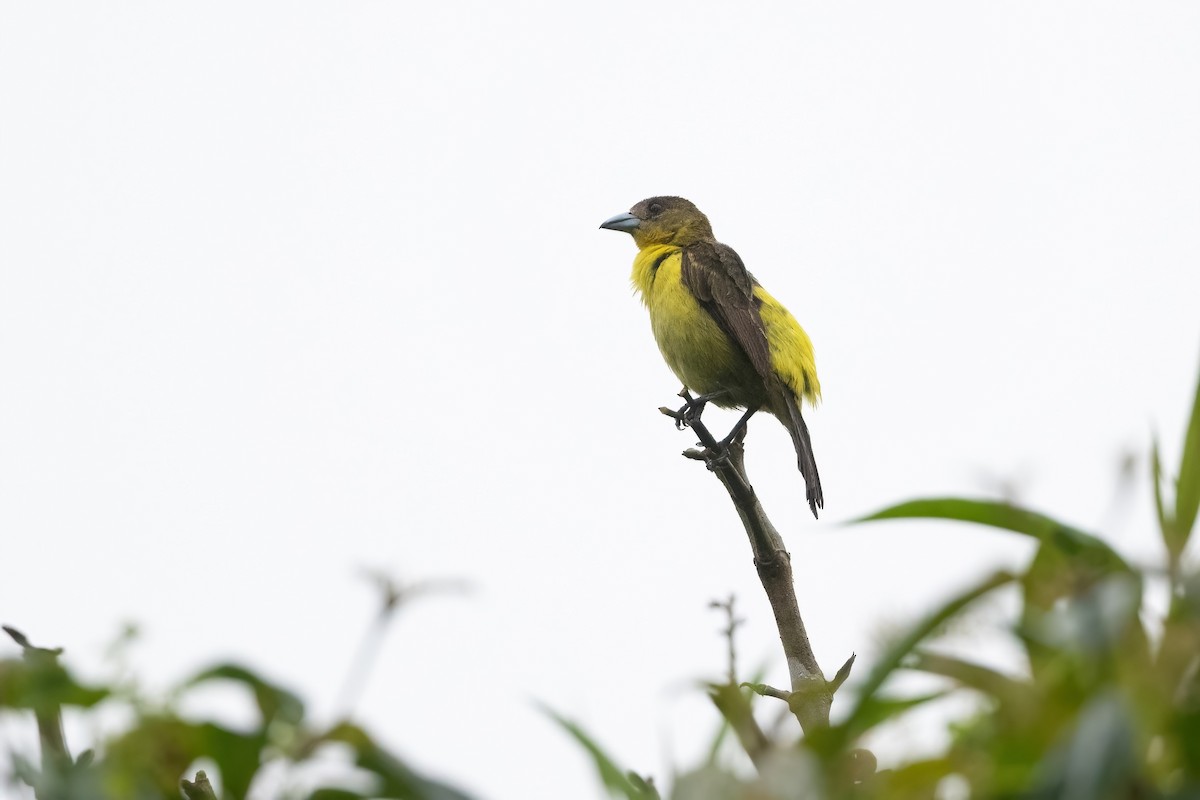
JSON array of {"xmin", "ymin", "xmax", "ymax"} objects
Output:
[{"xmin": 777, "ymin": 390, "xmax": 823, "ymax": 518}]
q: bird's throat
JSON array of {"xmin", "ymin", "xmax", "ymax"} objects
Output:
[{"xmin": 630, "ymin": 243, "xmax": 682, "ymax": 300}]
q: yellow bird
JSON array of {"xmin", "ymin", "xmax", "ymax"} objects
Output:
[{"xmin": 601, "ymin": 196, "xmax": 824, "ymax": 518}]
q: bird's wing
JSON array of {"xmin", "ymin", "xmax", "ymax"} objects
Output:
[
  {"xmin": 684, "ymin": 241, "xmax": 823, "ymax": 517},
  {"xmin": 681, "ymin": 241, "xmax": 777, "ymax": 389}
]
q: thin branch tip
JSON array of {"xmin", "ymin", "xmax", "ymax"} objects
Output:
[
  {"xmin": 740, "ymin": 681, "xmax": 791, "ymax": 701},
  {"xmin": 181, "ymin": 769, "xmax": 219, "ymax": 800}
]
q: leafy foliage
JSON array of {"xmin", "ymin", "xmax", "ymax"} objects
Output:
[
  {"xmin": 563, "ymin": 360, "xmax": 1200, "ymax": 798},
  {"xmin": 1, "ymin": 627, "xmax": 473, "ymax": 800},
  {"xmin": 7, "ymin": 363, "xmax": 1200, "ymax": 798}
]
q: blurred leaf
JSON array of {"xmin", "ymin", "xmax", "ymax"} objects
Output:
[
  {"xmin": 755, "ymin": 747, "xmax": 824, "ymax": 799},
  {"xmin": 1023, "ymin": 544, "xmax": 1093, "ymax": 614},
  {"xmin": 628, "ymin": 772, "xmax": 660, "ymax": 799},
  {"xmin": 1021, "ymin": 575, "xmax": 1149, "ymax": 707},
  {"xmin": 1153, "ymin": 438, "xmax": 1175, "ymax": 556},
  {"xmin": 540, "ymin": 705, "xmax": 657, "ymax": 800},
  {"xmin": 320, "ymin": 721, "xmax": 475, "ymax": 800},
  {"xmin": 307, "ymin": 790, "xmax": 369, "ymax": 800},
  {"xmin": 907, "ymin": 651, "xmax": 1026, "ymax": 705},
  {"xmin": 708, "ymin": 682, "xmax": 769, "ymax": 770},
  {"xmin": 1028, "ymin": 692, "xmax": 1139, "ymax": 800},
  {"xmin": 848, "ymin": 691, "xmax": 949, "ymax": 735},
  {"xmin": 1173, "ymin": 362, "xmax": 1200, "ymax": 555},
  {"xmin": 10, "ymin": 747, "xmax": 108, "ymax": 800},
  {"xmin": 705, "ymin": 662, "xmax": 767, "ymax": 766},
  {"xmin": 868, "ymin": 757, "xmax": 958, "ymax": 798},
  {"xmin": 105, "ymin": 714, "xmax": 207, "ymax": 797},
  {"xmin": 0, "ymin": 656, "xmax": 109, "ymax": 712},
  {"xmin": 1162, "ymin": 573, "xmax": 1200, "ymax": 726},
  {"xmin": 1171, "ymin": 708, "xmax": 1200, "ymax": 785},
  {"xmin": 859, "ymin": 498, "xmax": 1130, "ymax": 574},
  {"xmin": 826, "ymin": 571, "xmax": 1015, "ymax": 750},
  {"xmin": 197, "ymin": 722, "xmax": 264, "ymax": 800},
  {"xmin": 671, "ymin": 765, "xmax": 740, "ymax": 800},
  {"xmin": 185, "ymin": 662, "xmax": 305, "ymax": 728},
  {"xmin": 1032, "ymin": 576, "xmax": 1143, "ymax": 656}
]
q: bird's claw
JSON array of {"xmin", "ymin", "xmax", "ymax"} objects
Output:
[
  {"xmin": 702, "ymin": 444, "xmax": 734, "ymax": 470},
  {"xmin": 673, "ymin": 389, "xmax": 727, "ymax": 430},
  {"xmin": 674, "ymin": 396, "xmax": 706, "ymax": 430}
]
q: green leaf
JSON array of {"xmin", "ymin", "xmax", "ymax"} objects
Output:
[
  {"xmin": 1027, "ymin": 692, "xmax": 1137, "ymax": 800},
  {"xmin": 705, "ymin": 662, "xmax": 767, "ymax": 766},
  {"xmin": 850, "ymin": 691, "xmax": 950, "ymax": 733},
  {"xmin": 185, "ymin": 663, "xmax": 305, "ymax": 728},
  {"xmin": 708, "ymin": 682, "xmax": 769, "ymax": 770},
  {"xmin": 907, "ymin": 650, "xmax": 1027, "ymax": 705},
  {"xmin": 1021, "ymin": 528, "xmax": 1142, "ymax": 622},
  {"xmin": 105, "ymin": 714, "xmax": 206, "ymax": 797},
  {"xmin": 869, "ymin": 757, "xmax": 957, "ymax": 796},
  {"xmin": 1173, "ymin": 360, "xmax": 1200, "ymax": 555},
  {"xmin": 860, "ymin": 496, "xmax": 1136, "ymax": 630},
  {"xmin": 197, "ymin": 722, "xmax": 263, "ymax": 800},
  {"xmin": 1153, "ymin": 438, "xmax": 1175, "ymax": 556},
  {"xmin": 0, "ymin": 656, "xmax": 109, "ymax": 712},
  {"xmin": 319, "ymin": 721, "xmax": 475, "ymax": 800},
  {"xmin": 307, "ymin": 791, "xmax": 369, "ymax": 800},
  {"xmin": 1019, "ymin": 546, "xmax": 1149, "ymax": 691},
  {"xmin": 540, "ymin": 704, "xmax": 657, "ymax": 800},
  {"xmin": 860, "ymin": 498, "xmax": 1132, "ymax": 581},
  {"xmin": 828, "ymin": 570, "xmax": 1016, "ymax": 749}
]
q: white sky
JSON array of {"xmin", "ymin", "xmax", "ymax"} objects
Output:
[{"xmin": 2, "ymin": 3, "xmax": 1199, "ymax": 798}]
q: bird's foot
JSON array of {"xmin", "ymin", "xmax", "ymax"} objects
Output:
[
  {"xmin": 709, "ymin": 404, "xmax": 757, "ymax": 450},
  {"xmin": 716, "ymin": 420, "xmax": 750, "ymax": 450},
  {"xmin": 671, "ymin": 388, "xmax": 727, "ymax": 431},
  {"xmin": 683, "ymin": 443, "xmax": 733, "ymax": 470},
  {"xmin": 702, "ymin": 431, "xmax": 744, "ymax": 469}
]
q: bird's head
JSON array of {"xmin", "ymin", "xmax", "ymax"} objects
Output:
[{"xmin": 600, "ymin": 196, "xmax": 715, "ymax": 249}]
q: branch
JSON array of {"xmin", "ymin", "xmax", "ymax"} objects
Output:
[
  {"xmin": 709, "ymin": 594, "xmax": 743, "ymax": 685},
  {"xmin": 659, "ymin": 403, "xmax": 854, "ymax": 735},
  {"xmin": 335, "ymin": 571, "xmax": 471, "ymax": 717}
]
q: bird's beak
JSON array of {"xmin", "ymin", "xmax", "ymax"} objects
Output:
[{"xmin": 599, "ymin": 211, "xmax": 641, "ymax": 233}]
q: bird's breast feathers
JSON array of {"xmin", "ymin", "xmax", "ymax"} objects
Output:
[
  {"xmin": 630, "ymin": 244, "xmax": 820, "ymax": 407},
  {"xmin": 631, "ymin": 245, "xmax": 759, "ymax": 403}
]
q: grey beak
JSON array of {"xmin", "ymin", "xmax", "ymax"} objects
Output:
[{"xmin": 599, "ymin": 211, "xmax": 641, "ymax": 233}]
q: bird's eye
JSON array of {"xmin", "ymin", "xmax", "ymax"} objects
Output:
[{"xmin": 648, "ymin": 202, "xmax": 663, "ymax": 215}]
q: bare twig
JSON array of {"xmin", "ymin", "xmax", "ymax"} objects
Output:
[
  {"xmin": 709, "ymin": 594, "xmax": 743, "ymax": 684},
  {"xmin": 335, "ymin": 571, "xmax": 471, "ymax": 717}
]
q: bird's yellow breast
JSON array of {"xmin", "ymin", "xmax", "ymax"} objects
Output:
[{"xmin": 630, "ymin": 244, "xmax": 820, "ymax": 409}]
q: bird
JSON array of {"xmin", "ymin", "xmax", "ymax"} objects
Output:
[{"xmin": 600, "ymin": 196, "xmax": 824, "ymax": 518}]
